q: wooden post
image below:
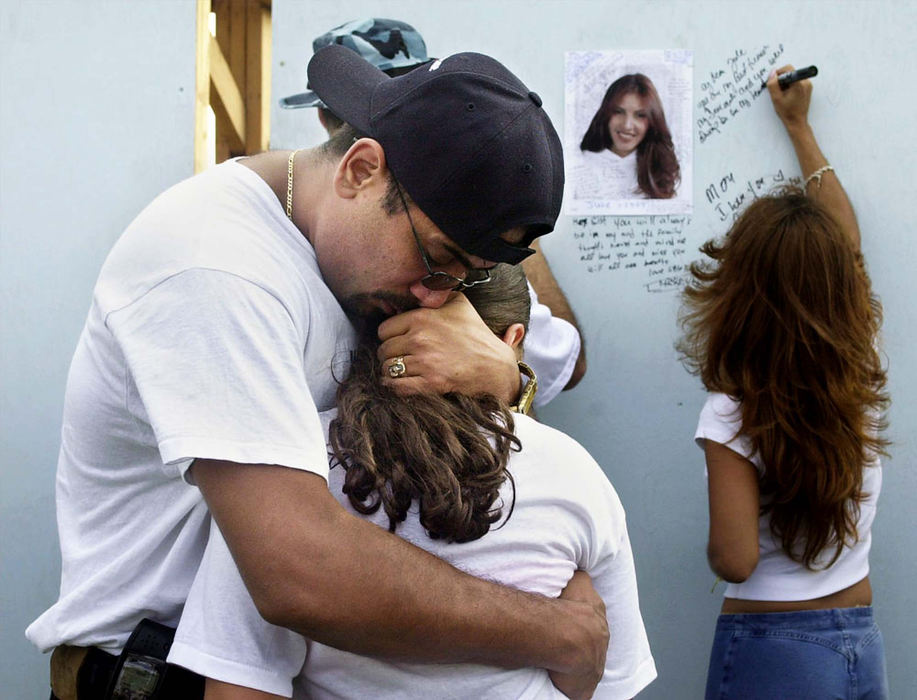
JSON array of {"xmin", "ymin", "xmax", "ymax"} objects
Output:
[
  {"xmin": 193, "ymin": 0, "xmax": 212, "ymax": 173},
  {"xmin": 194, "ymin": 0, "xmax": 271, "ymax": 170},
  {"xmin": 245, "ymin": 0, "xmax": 271, "ymax": 153}
]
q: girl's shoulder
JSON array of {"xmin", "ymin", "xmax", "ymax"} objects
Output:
[
  {"xmin": 694, "ymin": 393, "xmax": 763, "ymax": 473},
  {"xmin": 511, "ymin": 415, "xmax": 624, "ymax": 506}
]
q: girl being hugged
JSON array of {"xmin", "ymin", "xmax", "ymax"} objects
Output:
[
  {"xmin": 580, "ymin": 73, "xmax": 680, "ymax": 199},
  {"xmin": 677, "ymin": 66, "xmax": 889, "ymax": 699},
  {"xmin": 171, "ymin": 265, "xmax": 657, "ymax": 700}
]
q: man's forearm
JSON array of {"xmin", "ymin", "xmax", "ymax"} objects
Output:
[
  {"xmin": 285, "ymin": 503, "xmax": 600, "ymax": 671},
  {"xmin": 195, "ymin": 462, "xmax": 606, "ymax": 677}
]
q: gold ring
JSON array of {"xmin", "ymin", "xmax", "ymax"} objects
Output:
[{"xmin": 387, "ymin": 356, "xmax": 407, "ymax": 378}]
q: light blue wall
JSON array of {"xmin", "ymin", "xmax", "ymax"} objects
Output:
[
  {"xmin": 3, "ymin": 1, "xmax": 915, "ymax": 697},
  {"xmin": 1, "ymin": 1, "xmax": 197, "ymax": 696}
]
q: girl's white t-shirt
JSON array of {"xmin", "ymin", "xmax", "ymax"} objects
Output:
[
  {"xmin": 170, "ymin": 414, "xmax": 657, "ymax": 699},
  {"xmin": 694, "ymin": 392, "xmax": 881, "ymax": 601}
]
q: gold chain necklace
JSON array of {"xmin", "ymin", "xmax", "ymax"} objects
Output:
[{"xmin": 286, "ymin": 149, "xmax": 300, "ymax": 221}]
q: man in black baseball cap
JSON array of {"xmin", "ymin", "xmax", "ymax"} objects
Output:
[
  {"xmin": 308, "ymin": 45, "xmax": 564, "ymax": 265},
  {"xmin": 33, "ymin": 36, "xmax": 606, "ymax": 700},
  {"xmin": 270, "ymin": 44, "xmax": 565, "ymax": 327},
  {"xmin": 286, "ymin": 18, "xmax": 587, "ymax": 404}
]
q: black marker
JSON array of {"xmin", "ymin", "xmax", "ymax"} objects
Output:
[{"xmin": 762, "ymin": 65, "xmax": 818, "ymax": 90}]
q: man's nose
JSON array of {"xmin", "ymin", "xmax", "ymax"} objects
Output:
[{"xmin": 409, "ymin": 280, "xmax": 452, "ymax": 309}]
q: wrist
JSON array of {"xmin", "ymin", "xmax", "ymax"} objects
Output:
[
  {"xmin": 498, "ymin": 348, "xmax": 522, "ymax": 404},
  {"xmin": 783, "ymin": 119, "xmax": 813, "ymax": 140},
  {"xmin": 537, "ymin": 598, "xmax": 603, "ymax": 674},
  {"xmin": 509, "ymin": 362, "xmax": 538, "ymax": 415}
]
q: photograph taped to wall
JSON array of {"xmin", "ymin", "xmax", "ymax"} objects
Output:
[{"xmin": 565, "ymin": 49, "xmax": 693, "ymax": 216}]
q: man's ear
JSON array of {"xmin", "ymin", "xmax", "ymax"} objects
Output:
[
  {"xmin": 333, "ymin": 138, "xmax": 387, "ymax": 199},
  {"xmin": 502, "ymin": 323, "xmax": 526, "ymax": 356}
]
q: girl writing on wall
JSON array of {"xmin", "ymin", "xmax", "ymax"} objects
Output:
[{"xmin": 678, "ymin": 66, "xmax": 889, "ymax": 699}]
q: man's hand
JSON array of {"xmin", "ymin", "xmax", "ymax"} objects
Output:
[
  {"xmin": 549, "ymin": 571, "xmax": 609, "ymax": 699},
  {"xmin": 377, "ymin": 293, "xmax": 521, "ymax": 401}
]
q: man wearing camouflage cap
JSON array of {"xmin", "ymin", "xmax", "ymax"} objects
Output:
[{"xmin": 29, "ymin": 37, "xmax": 605, "ymax": 700}]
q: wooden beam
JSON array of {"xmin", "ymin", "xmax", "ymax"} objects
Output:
[
  {"xmin": 193, "ymin": 0, "xmax": 212, "ymax": 173},
  {"xmin": 245, "ymin": 0, "xmax": 271, "ymax": 153},
  {"xmin": 209, "ymin": 35, "xmax": 246, "ymax": 152},
  {"xmin": 212, "ymin": 0, "xmax": 238, "ymax": 161},
  {"xmin": 197, "ymin": 0, "xmax": 271, "ymax": 164},
  {"xmin": 228, "ymin": 0, "xmax": 247, "ymax": 82}
]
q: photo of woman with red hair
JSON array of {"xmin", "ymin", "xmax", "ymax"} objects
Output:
[
  {"xmin": 565, "ymin": 50, "xmax": 692, "ymax": 216},
  {"xmin": 580, "ymin": 73, "xmax": 681, "ymax": 199}
]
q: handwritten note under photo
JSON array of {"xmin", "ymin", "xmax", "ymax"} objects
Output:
[
  {"xmin": 572, "ymin": 214, "xmax": 692, "ymax": 293},
  {"xmin": 565, "ymin": 49, "xmax": 693, "ymax": 217}
]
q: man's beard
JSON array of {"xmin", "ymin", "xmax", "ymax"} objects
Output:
[{"xmin": 341, "ymin": 291, "xmax": 419, "ymax": 334}]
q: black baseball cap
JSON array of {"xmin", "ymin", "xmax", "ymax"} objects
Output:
[{"xmin": 307, "ymin": 45, "xmax": 564, "ymax": 264}]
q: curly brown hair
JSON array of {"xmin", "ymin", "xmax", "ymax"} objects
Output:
[
  {"xmin": 328, "ymin": 264, "xmax": 530, "ymax": 543},
  {"xmin": 677, "ymin": 188, "xmax": 889, "ymax": 568},
  {"xmin": 580, "ymin": 73, "xmax": 680, "ymax": 199}
]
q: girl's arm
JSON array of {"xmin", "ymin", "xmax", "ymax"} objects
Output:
[
  {"xmin": 767, "ymin": 65, "xmax": 861, "ymax": 252},
  {"xmin": 705, "ymin": 440, "xmax": 760, "ymax": 583}
]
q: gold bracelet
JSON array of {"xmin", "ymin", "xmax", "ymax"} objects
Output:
[
  {"xmin": 804, "ymin": 164, "xmax": 834, "ymax": 189},
  {"xmin": 509, "ymin": 361, "xmax": 538, "ymax": 415}
]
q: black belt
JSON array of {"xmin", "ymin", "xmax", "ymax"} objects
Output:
[{"xmin": 57, "ymin": 619, "xmax": 205, "ymax": 699}]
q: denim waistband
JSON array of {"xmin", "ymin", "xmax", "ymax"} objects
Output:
[{"xmin": 716, "ymin": 606, "xmax": 874, "ymax": 632}]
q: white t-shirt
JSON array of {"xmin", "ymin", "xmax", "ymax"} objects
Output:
[
  {"xmin": 26, "ymin": 160, "xmax": 356, "ymax": 653},
  {"xmin": 525, "ymin": 283, "xmax": 581, "ymax": 407},
  {"xmin": 573, "ymin": 149, "xmax": 642, "ymax": 201},
  {"xmin": 170, "ymin": 413, "xmax": 657, "ymax": 699},
  {"xmin": 694, "ymin": 392, "xmax": 881, "ymax": 601}
]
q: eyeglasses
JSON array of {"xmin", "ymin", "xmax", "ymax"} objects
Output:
[{"xmin": 393, "ymin": 180, "xmax": 492, "ymax": 291}]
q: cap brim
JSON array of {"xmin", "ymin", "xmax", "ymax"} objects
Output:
[
  {"xmin": 307, "ymin": 44, "xmax": 389, "ymax": 135},
  {"xmin": 279, "ymin": 91, "xmax": 323, "ymax": 109}
]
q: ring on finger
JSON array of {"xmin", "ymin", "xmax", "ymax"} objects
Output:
[{"xmin": 387, "ymin": 356, "xmax": 407, "ymax": 378}]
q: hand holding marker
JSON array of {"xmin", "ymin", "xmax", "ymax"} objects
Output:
[{"xmin": 762, "ymin": 65, "xmax": 818, "ymax": 90}]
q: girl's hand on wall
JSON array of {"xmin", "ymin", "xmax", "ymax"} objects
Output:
[{"xmin": 767, "ymin": 64, "xmax": 812, "ymax": 132}]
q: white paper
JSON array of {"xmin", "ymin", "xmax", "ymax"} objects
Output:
[{"xmin": 565, "ymin": 49, "xmax": 694, "ymax": 216}]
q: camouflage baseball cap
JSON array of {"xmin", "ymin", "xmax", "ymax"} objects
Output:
[{"xmin": 280, "ymin": 18, "xmax": 429, "ymax": 109}]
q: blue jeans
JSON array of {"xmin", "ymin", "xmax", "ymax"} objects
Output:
[{"xmin": 705, "ymin": 607, "xmax": 888, "ymax": 699}]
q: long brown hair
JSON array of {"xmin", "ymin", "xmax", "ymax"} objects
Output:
[
  {"xmin": 580, "ymin": 73, "xmax": 680, "ymax": 199},
  {"xmin": 329, "ymin": 264, "xmax": 531, "ymax": 543},
  {"xmin": 677, "ymin": 189, "xmax": 888, "ymax": 568}
]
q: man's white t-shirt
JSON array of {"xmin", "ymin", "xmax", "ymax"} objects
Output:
[
  {"xmin": 170, "ymin": 413, "xmax": 657, "ymax": 699},
  {"xmin": 26, "ymin": 160, "xmax": 356, "ymax": 653},
  {"xmin": 525, "ymin": 284, "xmax": 580, "ymax": 407}
]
